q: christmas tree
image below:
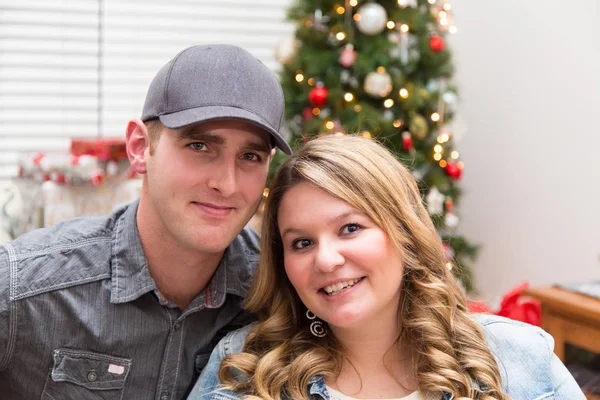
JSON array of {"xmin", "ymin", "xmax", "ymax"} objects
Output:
[{"xmin": 272, "ymin": 0, "xmax": 478, "ymax": 291}]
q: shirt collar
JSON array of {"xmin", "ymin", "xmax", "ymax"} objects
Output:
[
  {"xmin": 109, "ymin": 201, "xmax": 258, "ymax": 307},
  {"xmin": 110, "ymin": 200, "xmax": 155, "ymax": 304},
  {"xmin": 186, "ymin": 226, "xmax": 258, "ymax": 311}
]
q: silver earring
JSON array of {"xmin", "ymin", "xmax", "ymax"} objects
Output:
[{"xmin": 306, "ymin": 310, "xmax": 327, "ymax": 337}]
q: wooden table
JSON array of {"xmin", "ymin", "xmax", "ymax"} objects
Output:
[{"xmin": 524, "ymin": 285, "xmax": 600, "ymax": 400}]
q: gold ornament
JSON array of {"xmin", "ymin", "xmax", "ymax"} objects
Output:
[{"xmin": 409, "ymin": 113, "xmax": 428, "ymax": 139}]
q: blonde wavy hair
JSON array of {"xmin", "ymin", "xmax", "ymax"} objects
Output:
[{"xmin": 220, "ymin": 135, "xmax": 507, "ymax": 400}]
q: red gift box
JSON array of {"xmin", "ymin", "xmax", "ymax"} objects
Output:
[
  {"xmin": 495, "ymin": 281, "xmax": 541, "ymax": 326},
  {"xmin": 70, "ymin": 138, "xmax": 127, "ymax": 161},
  {"xmin": 467, "ymin": 281, "xmax": 541, "ymax": 327}
]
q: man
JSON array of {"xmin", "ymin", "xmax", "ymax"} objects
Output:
[{"xmin": 0, "ymin": 44, "xmax": 291, "ymax": 399}]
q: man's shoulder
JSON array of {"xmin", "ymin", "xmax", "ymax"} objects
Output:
[
  {"xmin": 225, "ymin": 226, "xmax": 260, "ymax": 281},
  {"xmin": 0, "ymin": 205, "xmax": 131, "ymax": 300},
  {"xmin": 232, "ymin": 226, "xmax": 260, "ymax": 257}
]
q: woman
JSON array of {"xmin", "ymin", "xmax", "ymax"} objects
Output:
[{"xmin": 189, "ymin": 135, "xmax": 584, "ymax": 400}]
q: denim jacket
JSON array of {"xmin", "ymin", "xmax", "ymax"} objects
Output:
[{"xmin": 187, "ymin": 314, "xmax": 585, "ymax": 400}]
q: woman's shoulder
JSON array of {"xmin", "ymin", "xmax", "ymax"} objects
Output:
[
  {"xmin": 472, "ymin": 313, "xmax": 553, "ymax": 357},
  {"xmin": 471, "ymin": 314, "xmax": 570, "ymax": 398},
  {"xmin": 187, "ymin": 324, "xmax": 255, "ymax": 400},
  {"xmin": 217, "ymin": 323, "xmax": 255, "ymax": 357}
]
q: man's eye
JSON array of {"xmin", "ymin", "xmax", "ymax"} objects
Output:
[
  {"xmin": 189, "ymin": 142, "xmax": 207, "ymax": 151},
  {"xmin": 241, "ymin": 153, "xmax": 261, "ymax": 162},
  {"xmin": 292, "ymin": 239, "xmax": 312, "ymax": 250},
  {"xmin": 341, "ymin": 223, "xmax": 361, "ymax": 235}
]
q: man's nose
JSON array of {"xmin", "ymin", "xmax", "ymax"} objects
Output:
[{"xmin": 207, "ymin": 158, "xmax": 237, "ymax": 197}]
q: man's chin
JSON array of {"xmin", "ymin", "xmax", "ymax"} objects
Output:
[{"xmin": 191, "ymin": 231, "xmax": 238, "ymax": 254}]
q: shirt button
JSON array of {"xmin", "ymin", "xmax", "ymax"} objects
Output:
[
  {"xmin": 174, "ymin": 322, "xmax": 181, "ymax": 330},
  {"xmin": 160, "ymin": 392, "xmax": 170, "ymax": 400},
  {"xmin": 87, "ymin": 370, "xmax": 98, "ymax": 382}
]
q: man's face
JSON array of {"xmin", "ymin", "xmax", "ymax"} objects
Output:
[{"xmin": 142, "ymin": 120, "xmax": 273, "ymax": 256}]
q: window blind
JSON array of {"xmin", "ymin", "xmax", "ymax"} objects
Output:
[{"xmin": 0, "ymin": 0, "xmax": 294, "ymax": 180}]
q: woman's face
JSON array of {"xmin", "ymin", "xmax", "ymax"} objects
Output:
[{"xmin": 277, "ymin": 182, "xmax": 405, "ymax": 333}]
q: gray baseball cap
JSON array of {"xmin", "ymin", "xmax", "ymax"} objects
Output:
[{"xmin": 142, "ymin": 44, "xmax": 292, "ymax": 155}]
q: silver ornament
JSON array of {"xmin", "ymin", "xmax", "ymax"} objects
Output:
[{"xmin": 355, "ymin": 3, "xmax": 388, "ymax": 35}]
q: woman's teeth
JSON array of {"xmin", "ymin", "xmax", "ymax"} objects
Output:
[{"xmin": 322, "ymin": 278, "xmax": 362, "ymax": 295}]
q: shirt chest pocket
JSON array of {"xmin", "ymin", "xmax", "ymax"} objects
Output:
[{"xmin": 42, "ymin": 349, "xmax": 132, "ymax": 400}]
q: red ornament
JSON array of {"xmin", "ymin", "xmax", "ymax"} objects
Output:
[
  {"xmin": 429, "ymin": 35, "xmax": 445, "ymax": 52},
  {"xmin": 308, "ymin": 85, "xmax": 328, "ymax": 107},
  {"xmin": 444, "ymin": 197, "xmax": 454, "ymax": 212},
  {"xmin": 445, "ymin": 161, "xmax": 462, "ymax": 180},
  {"xmin": 52, "ymin": 172, "xmax": 67, "ymax": 184},
  {"xmin": 33, "ymin": 152, "xmax": 45, "ymax": 166},
  {"xmin": 90, "ymin": 171, "xmax": 104, "ymax": 186},
  {"xmin": 401, "ymin": 131, "xmax": 413, "ymax": 150},
  {"xmin": 302, "ymin": 107, "xmax": 314, "ymax": 120}
]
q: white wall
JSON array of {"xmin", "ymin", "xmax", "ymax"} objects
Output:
[{"xmin": 451, "ymin": 0, "xmax": 600, "ymax": 300}]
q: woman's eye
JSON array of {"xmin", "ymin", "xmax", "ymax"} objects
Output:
[
  {"xmin": 292, "ymin": 239, "xmax": 312, "ymax": 250},
  {"xmin": 189, "ymin": 142, "xmax": 207, "ymax": 151},
  {"xmin": 341, "ymin": 223, "xmax": 361, "ymax": 235}
]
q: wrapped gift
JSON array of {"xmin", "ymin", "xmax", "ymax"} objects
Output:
[
  {"xmin": 70, "ymin": 138, "xmax": 127, "ymax": 161},
  {"xmin": 10, "ymin": 178, "xmax": 142, "ymax": 236},
  {"xmin": 495, "ymin": 281, "xmax": 541, "ymax": 326},
  {"xmin": 18, "ymin": 152, "xmax": 133, "ymax": 186},
  {"xmin": 41, "ymin": 179, "xmax": 142, "ymax": 228},
  {"xmin": 467, "ymin": 281, "xmax": 541, "ymax": 327}
]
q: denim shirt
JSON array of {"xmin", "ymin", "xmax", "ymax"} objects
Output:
[
  {"xmin": 0, "ymin": 201, "xmax": 259, "ymax": 400},
  {"xmin": 188, "ymin": 314, "xmax": 586, "ymax": 400}
]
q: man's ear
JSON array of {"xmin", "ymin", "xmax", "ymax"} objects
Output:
[
  {"xmin": 269, "ymin": 148, "xmax": 277, "ymax": 161},
  {"xmin": 126, "ymin": 119, "xmax": 150, "ymax": 175}
]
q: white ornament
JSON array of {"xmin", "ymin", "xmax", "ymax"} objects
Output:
[
  {"xmin": 388, "ymin": 32, "xmax": 401, "ymax": 44},
  {"xmin": 341, "ymin": 70, "xmax": 351, "ymax": 83},
  {"xmin": 443, "ymin": 91, "xmax": 458, "ymax": 105},
  {"xmin": 274, "ymin": 38, "xmax": 297, "ymax": 65},
  {"xmin": 397, "ymin": 0, "xmax": 418, "ymax": 7},
  {"xmin": 383, "ymin": 110, "xmax": 394, "ymax": 120},
  {"xmin": 389, "ymin": 46, "xmax": 403, "ymax": 59},
  {"xmin": 426, "ymin": 79, "xmax": 440, "ymax": 92},
  {"xmin": 106, "ymin": 161, "xmax": 119, "ymax": 177},
  {"xmin": 364, "ymin": 70, "xmax": 393, "ymax": 98},
  {"xmin": 445, "ymin": 212, "xmax": 459, "ymax": 229},
  {"xmin": 426, "ymin": 187, "xmax": 445, "ymax": 215},
  {"xmin": 355, "ymin": 3, "xmax": 388, "ymax": 35}
]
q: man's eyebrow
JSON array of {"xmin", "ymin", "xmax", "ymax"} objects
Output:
[
  {"xmin": 243, "ymin": 139, "xmax": 271, "ymax": 153},
  {"xmin": 179, "ymin": 126, "xmax": 271, "ymax": 153},
  {"xmin": 177, "ymin": 129, "xmax": 224, "ymax": 144}
]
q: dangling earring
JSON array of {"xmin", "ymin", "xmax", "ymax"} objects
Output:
[{"xmin": 306, "ymin": 310, "xmax": 327, "ymax": 337}]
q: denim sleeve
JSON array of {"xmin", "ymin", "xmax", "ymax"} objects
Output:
[
  {"xmin": 187, "ymin": 326, "xmax": 252, "ymax": 400},
  {"xmin": 0, "ymin": 244, "xmax": 13, "ymax": 371},
  {"xmin": 541, "ymin": 333, "xmax": 587, "ymax": 399},
  {"xmin": 551, "ymin": 353, "xmax": 586, "ymax": 399}
]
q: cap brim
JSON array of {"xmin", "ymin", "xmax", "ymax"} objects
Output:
[{"xmin": 159, "ymin": 106, "xmax": 292, "ymax": 155}]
